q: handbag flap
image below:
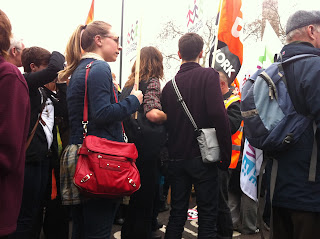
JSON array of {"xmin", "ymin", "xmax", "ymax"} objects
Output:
[{"xmin": 83, "ymin": 135, "xmax": 138, "ymax": 160}]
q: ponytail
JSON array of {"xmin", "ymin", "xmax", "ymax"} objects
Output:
[{"xmin": 58, "ymin": 25, "xmax": 85, "ymax": 80}]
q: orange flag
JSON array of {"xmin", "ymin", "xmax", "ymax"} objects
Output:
[
  {"xmin": 209, "ymin": 0, "xmax": 243, "ymax": 86},
  {"xmin": 231, "ymin": 78, "xmax": 241, "ymax": 98},
  {"xmin": 85, "ymin": 0, "xmax": 95, "ymax": 25}
]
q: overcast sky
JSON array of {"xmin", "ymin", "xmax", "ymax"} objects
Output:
[{"xmin": 1, "ymin": 0, "xmax": 316, "ymax": 85}]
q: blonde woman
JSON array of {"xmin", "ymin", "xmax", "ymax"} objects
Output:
[{"xmin": 58, "ymin": 21, "xmax": 143, "ymax": 239}]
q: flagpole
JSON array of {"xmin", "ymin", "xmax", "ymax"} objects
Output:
[
  {"xmin": 134, "ymin": 16, "xmax": 142, "ymax": 119},
  {"xmin": 119, "ymin": 0, "xmax": 124, "ymax": 88},
  {"xmin": 211, "ymin": 0, "xmax": 223, "ymax": 68}
]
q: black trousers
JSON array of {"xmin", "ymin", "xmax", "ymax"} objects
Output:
[
  {"xmin": 217, "ymin": 169, "xmax": 233, "ymax": 239},
  {"xmin": 121, "ymin": 157, "xmax": 158, "ymax": 239},
  {"xmin": 273, "ymin": 206, "xmax": 320, "ymax": 239},
  {"xmin": 165, "ymin": 157, "xmax": 219, "ymax": 239}
]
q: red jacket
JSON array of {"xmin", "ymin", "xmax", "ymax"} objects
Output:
[{"xmin": 0, "ymin": 56, "xmax": 30, "ymax": 236}]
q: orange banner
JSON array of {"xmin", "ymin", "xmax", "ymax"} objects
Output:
[
  {"xmin": 218, "ymin": 0, "xmax": 243, "ymax": 64},
  {"xmin": 85, "ymin": 0, "xmax": 95, "ymax": 25}
]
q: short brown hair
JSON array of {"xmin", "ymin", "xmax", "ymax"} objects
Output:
[
  {"xmin": 0, "ymin": 9, "xmax": 12, "ymax": 57},
  {"xmin": 125, "ymin": 46, "xmax": 164, "ymax": 87},
  {"xmin": 178, "ymin": 33, "xmax": 204, "ymax": 61},
  {"xmin": 21, "ymin": 47, "xmax": 51, "ymax": 73}
]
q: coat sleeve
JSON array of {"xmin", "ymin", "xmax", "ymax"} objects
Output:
[
  {"xmin": 0, "ymin": 72, "xmax": 30, "ymax": 174},
  {"xmin": 25, "ymin": 51, "xmax": 65, "ymax": 90},
  {"xmin": 87, "ymin": 62, "xmax": 140, "ymax": 125},
  {"xmin": 299, "ymin": 60, "xmax": 320, "ymax": 129}
]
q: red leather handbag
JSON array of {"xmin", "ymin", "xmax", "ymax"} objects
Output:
[{"xmin": 73, "ymin": 62, "xmax": 141, "ymax": 198}]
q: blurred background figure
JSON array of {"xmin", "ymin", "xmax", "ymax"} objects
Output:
[{"xmin": 6, "ymin": 35, "xmax": 25, "ymax": 67}]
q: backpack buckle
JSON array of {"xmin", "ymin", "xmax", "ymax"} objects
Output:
[{"xmin": 283, "ymin": 134, "xmax": 293, "ymax": 144}]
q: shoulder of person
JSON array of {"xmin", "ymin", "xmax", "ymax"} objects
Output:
[{"xmin": 90, "ymin": 60, "xmax": 111, "ymax": 75}]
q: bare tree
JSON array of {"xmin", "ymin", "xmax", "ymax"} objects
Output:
[
  {"xmin": 243, "ymin": 0, "xmax": 296, "ymax": 44},
  {"xmin": 157, "ymin": 17, "xmax": 217, "ymax": 69}
]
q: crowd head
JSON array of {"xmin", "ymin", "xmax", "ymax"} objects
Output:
[
  {"xmin": 178, "ymin": 32, "xmax": 203, "ymax": 61},
  {"xmin": 126, "ymin": 46, "xmax": 164, "ymax": 87},
  {"xmin": 21, "ymin": 47, "xmax": 51, "ymax": 73},
  {"xmin": 59, "ymin": 21, "xmax": 122, "ymax": 80},
  {"xmin": 0, "ymin": 9, "xmax": 12, "ymax": 57},
  {"xmin": 286, "ymin": 10, "xmax": 320, "ymax": 47}
]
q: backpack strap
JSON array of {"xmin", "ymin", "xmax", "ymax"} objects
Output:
[{"xmin": 309, "ymin": 122, "xmax": 317, "ymax": 182}]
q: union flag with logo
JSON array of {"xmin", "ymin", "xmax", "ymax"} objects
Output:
[{"xmin": 209, "ymin": 0, "xmax": 243, "ymax": 86}]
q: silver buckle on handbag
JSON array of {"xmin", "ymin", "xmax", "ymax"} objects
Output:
[
  {"xmin": 123, "ymin": 132, "xmax": 128, "ymax": 143},
  {"xmin": 81, "ymin": 173, "xmax": 92, "ymax": 183},
  {"xmin": 128, "ymin": 178, "xmax": 136, "ymax": 187}
]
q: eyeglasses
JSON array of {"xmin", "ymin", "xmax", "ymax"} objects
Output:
[{"xmin": 106, "ymin": 36, "xmax": 120, "ymax": 46}]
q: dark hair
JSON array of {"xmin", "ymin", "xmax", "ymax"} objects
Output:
[
  {"xmin": 125, "ymin": 46, "xmax": 164, "ymax": 87},
  {"xmin": 178, "ymin": 33, "xmax": 204, "ymax": 61},
  {"xmin": 21, "ymin": 47, "xmax": 51, "ymax": 73},
  {"xmin": 0, "ymin": 9, "xmax": 12, "ymax": 57},
  {"xmin": 59, "ymin": 21, "xmax": 111, "ymax": 80}
]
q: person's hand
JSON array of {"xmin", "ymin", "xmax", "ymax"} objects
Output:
[{"xmin": 130, "ymin": 84, "xmax": 143, "ymax": 104}]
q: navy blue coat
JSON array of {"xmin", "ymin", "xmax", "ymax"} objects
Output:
[
  {"xmin": 67, "ymin": 58, "xmax": 140, "ymax": 144},
  {"xmin": 272, "ymin": 42, "xmax": 320, "ymax": 212}
]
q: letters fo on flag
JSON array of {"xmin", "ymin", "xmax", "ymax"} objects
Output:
[
  {"xmin": 85, "ymin": 0, "xmax": 95, "ymax": 25},
  {"xmin": 209, "ymin": 0, "xmax": 243, "ymax": 86}
]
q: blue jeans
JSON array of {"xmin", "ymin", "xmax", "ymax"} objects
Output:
[
  {"xmin": 72, "ymin": 198, "xmax": 119, "ymax": 239},
  {"xmin": 9, "ymin": 158, "xmax": 50, "ymax": 239},
  {"xmin": 165, "ymin": 157, "xmax": 219, "ymax": 239}
]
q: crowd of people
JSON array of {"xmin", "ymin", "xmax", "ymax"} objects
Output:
[{"xmin": 1, "ymin": 7, "xmax": 320, "ymax": 239}]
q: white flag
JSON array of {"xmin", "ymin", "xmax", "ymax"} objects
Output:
[{"xmin": 240, "ymin": 139, "xmax": 263, "ymax": 201}]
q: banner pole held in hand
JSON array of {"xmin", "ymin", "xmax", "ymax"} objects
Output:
[{"xmin": 134, "ymin": 16, "xmax": 142, "ymax": 119}]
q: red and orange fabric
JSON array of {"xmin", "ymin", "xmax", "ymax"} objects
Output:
[
  {"xmin": 85, "ymin": 0, "xmax": 94, "ymax": 25},
  {"xmin": 217, "ymin": 0, "xmax": 243, "ymax": 64}
]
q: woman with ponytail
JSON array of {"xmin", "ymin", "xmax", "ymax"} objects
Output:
[{"xmin": 58, "ymin": 21, "xmax": 143, "ymax": 239}]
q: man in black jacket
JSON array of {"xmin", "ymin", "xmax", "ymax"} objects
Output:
[
  {"xmin": 10, "ymin": 47, "xmax": 65, "ymax": 239},
  {"xmin": 271, "ymin": 10, "xmax": 320, "ymax": 239},
  {"xmin": 161, "ymin": 33, "xmax": 232, "ymax": 239}
]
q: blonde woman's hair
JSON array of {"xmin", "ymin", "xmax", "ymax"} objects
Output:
[{"xmin": 59, "ymin": 21, "xmax": 111, "ymax": 80}]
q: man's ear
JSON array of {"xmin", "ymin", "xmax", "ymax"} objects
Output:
[
  {"xmin": 9, "ymin": 47, "xmax": 16, "ymax": 56},
  {"xmin": 178, "ymin": 51, "xmax": 182, "ymax": 59},
  {"xmin": 30, "ymin": 63, "xmax": 37, "ymax": 72},
  {"xmin": 306, "ymin": 25, "xmax": 317, "ymax": 41},
  {"xmin": 199, "ymin": 50, "xmax": 203, "ymax": 59}
]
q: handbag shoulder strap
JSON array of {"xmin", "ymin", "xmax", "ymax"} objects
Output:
[
  {"xmin": 171, "ymin": 78, "xmax": 199, "ymax": 131},
  {"xmin": 83, "ymin": 61, "xmax": 127, "ymax": 141}
]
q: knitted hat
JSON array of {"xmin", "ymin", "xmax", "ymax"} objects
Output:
[{"xmin": 286, "ymin": 10, "xmax": 320, "ymax": 34}]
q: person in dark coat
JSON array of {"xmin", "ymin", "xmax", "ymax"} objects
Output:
[
  {"xmin": 10, "ymin": 47, "xmax": 65, "ymax": 239},
  {"xmin": 161, "ymin": 32, "xmax": 232, "ymax": 239},
  {"xmin": 0, "ymin": 9, "xmax": 30, "ymax": 238},
  {"xmin": 270, "ymin": 10, "xmax": 320, "ymax": 239}
]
